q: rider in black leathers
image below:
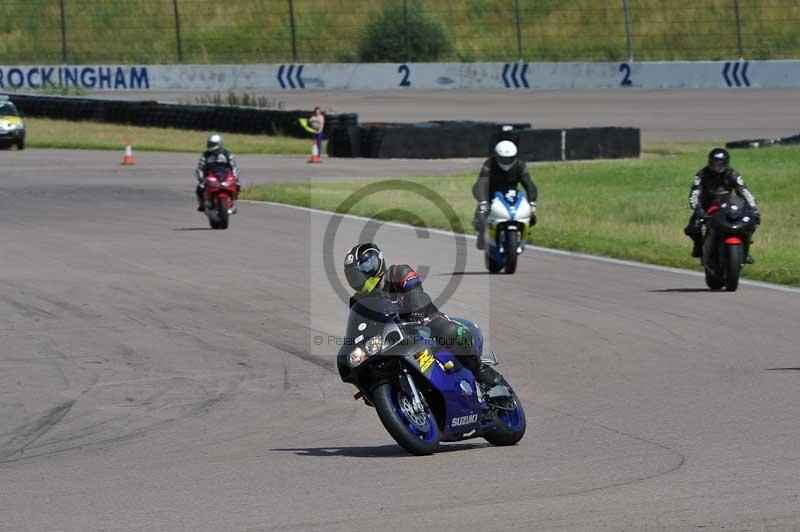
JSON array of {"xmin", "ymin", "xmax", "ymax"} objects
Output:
[
  {"xmin": 340, "ymin": 243, "xmax": 499, "ymax": 386},
  {"xmin": 472, "ymin": 140, "xmax": 538, "ymax": 250},
  {"xmin": 684, "ymin": 148, "xmax": 760, "ymax": 263},
  {"xmin": 195, "ymin": 133, "xmax": 240, "ymax": 211}
]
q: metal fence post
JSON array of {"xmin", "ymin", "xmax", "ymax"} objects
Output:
[
  {"xmin": 288, "ymin": 0, "xmax": 297, "ymax": 62},
  {"xmin": 172, "ymin": 0, "xmax": 183, "ymax": 63},
  {"xmin": 403, "ymin": 0, "xmax": 411, "ymax": 62},
  {"xmin": 514, "ymin": 0, "xmax": 523, "ymax": 61},
  {"xmin": 59, "ymin": 0, "xmax": 67, "ymax": 63},
  {"xmin": 622, "ymin": 0, "xmax": 633, "ymax": 62},
  {"xmin": 734, "ymin": 0, "xmax": 744, "ymax": 59}
]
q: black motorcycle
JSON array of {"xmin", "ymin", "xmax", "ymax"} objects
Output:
[{"xmin": 699, "ymin": 195, "xmax": 757, "ymax": 292}]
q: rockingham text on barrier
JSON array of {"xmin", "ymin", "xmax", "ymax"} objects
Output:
[
  {"xmin": 0, "ymin": 66, "xmax": 149, "ymax": 90},
  {"xmin": 2, "ymin": 62, "xmax": 800, "ymax": 91}
]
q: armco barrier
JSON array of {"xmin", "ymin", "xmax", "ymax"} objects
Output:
[
  {"xmin": 329, "ymin": 124, "xmax": 639, "ymax": 160},
  {"xmin": 5, "ymin": 92, "xmax": 357, "ymax": 139},
  {"xmin": 362, "ymin": 122, "xmax": 531, "ymax": 159},
  {"xmin": 565, "ymin": 127, "xmax": 641, "ymax": 160},
  {"xmin": 517, "ymin": 129, "xmax": 564, "ymax": 162},
  {"xmin": 726, "ymin": 132, "xmax": 800, "ymax": 150}
]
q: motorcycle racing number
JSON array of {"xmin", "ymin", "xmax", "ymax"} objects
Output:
[{"xmin": 417, "ymin": 349, "xmax": 435, "ymax": 373}]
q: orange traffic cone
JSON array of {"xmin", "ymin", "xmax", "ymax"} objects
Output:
[
  {"xmin": 307, "ymin": 138, "xmax": 321, "ymax": 163},
  {"xmin": 121, "ymin": 142, "xmax": 135, "ymax": 165}
]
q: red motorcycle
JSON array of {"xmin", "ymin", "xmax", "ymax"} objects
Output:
[{"xmin": 202, "ymin": 168, "xmax": 239, "ymax": 229}]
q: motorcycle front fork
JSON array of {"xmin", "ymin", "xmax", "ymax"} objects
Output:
[{"xmin": 402, "ymin": 369, "xmax": 425, "ymax": 414}]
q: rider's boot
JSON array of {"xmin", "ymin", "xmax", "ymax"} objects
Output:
[
  {"xmin": 462, "ymin": 355, "xmax": 500, "ymax": 389},
  {"xmin": 196, "ymin": 188, "xmax": 204, "ymax": 212},
  {"xmin": 476, "ymin": 364, "xmax": 502, "ymax": 388},
  {"xmin": 691, "ymin": 236, "xmax": 702, "ymax": 258},
  {"xmin": 744, "ymin": 239, "xmax": 755, "ymax": 264},
  {"xmin": 476, "ymin": 232, "xmax": 485, "ymax": 250},
  {"xmin": 472, "ymin": 209, "xmax": 486, "ymax": 250}
]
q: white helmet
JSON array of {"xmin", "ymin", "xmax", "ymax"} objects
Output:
[
  {"xmin": 494, "ymin": 140, "xmax": 518, "ymax": 171},
  {"xmin": 207, "ymin": 133, "xmax": 223, "ymax": 154}
]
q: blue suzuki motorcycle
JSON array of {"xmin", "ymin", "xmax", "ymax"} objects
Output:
[{"xmin": 337, "ymin": 299, "xmax": 526, "ymax": 455}]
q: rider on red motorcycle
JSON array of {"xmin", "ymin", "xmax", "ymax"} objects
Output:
[{"xmin": 195, "ymin": 133, "xmax": 240, "ymax": 211}]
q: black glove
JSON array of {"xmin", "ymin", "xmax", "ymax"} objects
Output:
[
  {"xmin": 752, "ymin": 210, "xmax": 761, "ymax": 225},
  {"xmin": 529, "ymin": 213, "xmax": 537, "ymax": 227}
]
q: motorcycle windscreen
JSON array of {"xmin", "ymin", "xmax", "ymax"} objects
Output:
[
  {"xmin": 339, "ymin": 298, "xmax": 398, "ymax": 356},
  {"xmin": 209, "ymin": 167, "xmax": 231, "ymax": 180}
]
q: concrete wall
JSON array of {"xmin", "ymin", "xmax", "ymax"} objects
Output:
[{"xmin": 1, "ymin": 61, "xmax": 798, "ymax": 91}]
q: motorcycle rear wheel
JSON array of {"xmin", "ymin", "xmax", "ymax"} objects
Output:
[
  {"xmin": 485, "ymin": 252, "xmax": 503, "ymax": 273},
  {"xmin": 373, "ymin": 382, "xmax": 440, "ymax": 456},
  {"xmin": 483, "ymin": 383, "xmax": 526, "ymax": 446},
  {"xmin": 704, "ymin": 266, "xmax": 724, "ymax": 290}
]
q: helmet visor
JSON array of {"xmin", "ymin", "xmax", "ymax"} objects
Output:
[
  {"xmin": 344, "ymin": 252, "xmax": 383, "ymax": 292},
  {"xmin": 709, "ymin": 159, "xmax": 728, "ymax": 173},
  {"xmin": 497, "ymin": 155, "xmax": 516, "ymax": 170}
]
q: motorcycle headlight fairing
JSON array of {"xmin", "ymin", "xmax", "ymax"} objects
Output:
[
  {"xmin": 364, "ymin": 336, "xmax": 382, "ymax": 356},
  {"xmin": 347, "ymin": 347, "xmax": 368, "ymax": 368},
  {"xmin": 347, "ymin": 336, "xmax": 381, "ymax": 368}
]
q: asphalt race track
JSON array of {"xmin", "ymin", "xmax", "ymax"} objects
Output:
[{"xmin": 2, "ymin": 105, "xmax": 800, "ymax": 531}]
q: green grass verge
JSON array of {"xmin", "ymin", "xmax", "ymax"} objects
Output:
[
  {"xmin": 25, "ymin": 118, "xmax": 309, "ymax": 155},
  {"xmin": 242, "ymin": 144, "xmax": 800, "ymax": 287}
]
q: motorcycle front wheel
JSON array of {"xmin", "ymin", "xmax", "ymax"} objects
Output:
[
  {"xmin": 703, "ymin": 245, "xmax": 725, "ymax": 290},
  {"xmin": 217, "ymin": 196, "xmax": 230, "ymax": 230},
  {"xmin": 724, "ymin": 244, "xmax": 743, "ymax": 292},
  {"xmin": 373, "ymin": 382, "xmax": 440, "ymax": 455},
  {"xmin": 206, "ymin": 204, "xmax": 221, "ymax": 229},
  {"xmin": 504, "ymin": 231, "xmax": 519, "ymax": 274}
]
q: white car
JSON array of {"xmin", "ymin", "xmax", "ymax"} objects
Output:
[{"xmin": 0, "ymin": 97, "xmax": 25, "ymax": 150}]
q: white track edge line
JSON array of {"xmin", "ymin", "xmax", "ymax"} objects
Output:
[{"xmin": 240, "ymin": 199, "xmax": 800, "ymax": 295}]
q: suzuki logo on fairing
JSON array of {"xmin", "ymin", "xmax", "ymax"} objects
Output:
[{"xmin": 451, "ymin": 414, "xmax": 478, "ymax": 427}]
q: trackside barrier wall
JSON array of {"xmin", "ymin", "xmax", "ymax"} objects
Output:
[
  {"xmin": 2, "ymin": 61, "xmax": 800, "ymax": 91},
  {"xmin": 727, "ymin": 133, "xmax": 800, "ymax": 150},
  {"xmin": 5, "ymin": 92, "xmax": 640, "ymax": 160},
  {"xmin": 4, "ymin": 93, "xmax": 357, "ymax": 138},
  {"xmin": 327, "ymin": 125, "xmax": 640, "ymax": 160}
]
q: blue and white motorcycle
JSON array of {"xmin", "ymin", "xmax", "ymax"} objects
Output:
[
  {"xmin": 484, "ymin": 189, "xmax": 532, "ymax": 274},
  {"xmin": 337, "ymin": 299, "xmax": 526, "ymax": 456}
]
